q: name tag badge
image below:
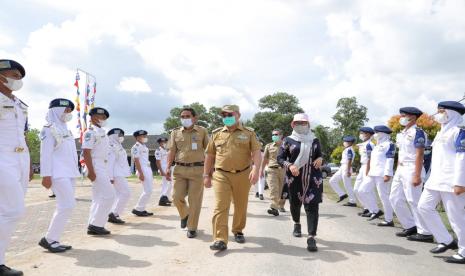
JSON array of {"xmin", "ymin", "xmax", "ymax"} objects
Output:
[{"xmin": 192, "ymin": 143, "xmax": 198, "ymax": 150}]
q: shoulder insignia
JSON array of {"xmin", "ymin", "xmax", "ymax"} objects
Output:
[
  {"xmin": 212, "ymin": 127, "xmax": 223, "ymax": 133},
  {"xmin": 244, "ymin": 126, "xmax": 255, "ymax": 132}
]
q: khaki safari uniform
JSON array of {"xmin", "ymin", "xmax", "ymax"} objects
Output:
[
  {"xmin": 264, "ymin": 142, "xmax": 286, "ymax": 210},
  {"xmin": 168, "ymin": 125, "xmax": 209, "ymax": 231},
  {"xmin": 206, "ymin": 124, "xmax": 261, "ymax": 244}
]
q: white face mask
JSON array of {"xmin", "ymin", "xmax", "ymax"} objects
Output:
[
  {"xmin": 294, "ymin": 125, "xmax": 309, "ymax": 135},
  {"xmin": 399, "ymin": 117, "xmax": 411, "ymax": 126},
  {"xmin": 2, "ymin": 77, "xmax": 23, "ymax": 91},
  {"xmin": 98, "ymin": 119, "xmax": 107, "ymax": 127},
  {"xmin": 118, "ymin": 137, "xmax": 125, "ymax": 143},
  {"xmin": 434, "ymin": 113, "xmax": 449, "ymax": 124},
  {"xmin": 141, "ymin": 137, "xmax": 148, "ymax": 144},
  {"xmin": 61, "ymin": 113, "xmax": 73, "ymax": 123},
  {"xmin": 181, "ymin": 118, "xmax": 193, "ymax": 128}
]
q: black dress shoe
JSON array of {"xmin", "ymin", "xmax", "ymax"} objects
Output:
[
  {"xmin": 279, "ymin": 207, "xmax": 286, "ymax": 212},
  {"xmin": 210, "ymin": 241, "xmax": 227, "ymax": 251},
  {"xmin": 358, "ymin": 209, "xmax": 369, "ymax": 216},
  {"xmin": 337, "ymin": 194, "xmax": 348, "ymax": 203},
  {"xmin": 430, "ymin": 241, "xmax": 458, "ymax": 254},
  {"xmin": 267, "ymin": 208, "xmax": 279, "ymax": 216},
  {"xmin": 87, "ymin": 225, "xmax": 111, "ymax": 235},
  {"xmin": 293, "ymin": 223, "xmax": 302, "ymax": 237},
  {"xmin": 234, "ymin": 233, "xmax": 246, "ymax": 244},
  {"xmin": 132, "ymin": 209, "xmax": 149, "ymax": 217},
  {"xmin": 367, "ymin": 210, "xmax": 384, "ymax": 221},
  {"xmin": 445, "ymin": 254, "xmax": 465, "ymax": 264},
  {"xmin": 255, "ymin": 192, "xmax": 259, "ymax": 198},
  {"xmin": 0, "ymin": 265, "xmax": 23, "ymax": 276},
  {"xmin": 259, "ymin": 194, "xmax": 264, "ymax": 200},
  {"xmin": 396, "ymin": 226, "xmax": 417, "ymax": 237},
  {"xmin": 361, "ymin": 212, "xmax": 372, "ymax": 218},
  {"xmin": 38, "ymin": 237, "xmax": 67, "ymax": 253},
  {"xmin": 187, "ymin": 230, "xmax": 197, "ymax": 238},
  {"xmin": 342, "ymin": 202, "xmax": 357, "ymax": 207},
  {"xmin": 49, "ymin": 194, "xmax": 56, "ymax": 199},
  {"xmin": 143, "ymin": 211, "xmax": 154, "ymax": 216},
  {"xmin": 307, "ymin": 237, "xmax": 318, "ymax": 252},
  {"xmin": 181, "ymin": 216, "xmax": 189, "ymax": 229},
  {"xmin": 159, "ymin": 196, "xmax": 171, "ymax": 206},
  {"xmin": 407, "ymin": 233, "xmax": 434, "ymax": 243},
  {"xmin": 108, "ymin": 213, "xmax": 125, "ymax": 224},
  {"xmin": 377, "ymin": 221, "xmax": 394, "ymax": 227}
]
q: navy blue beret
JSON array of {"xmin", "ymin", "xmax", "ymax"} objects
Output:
[
  {"xmin": 49, "ymin": 98, "xmax": 75, "ymax": 111},
  {"xmin": 359, "ymin": 127, "xmax": 375, "ymax": 134},
  {"xmin": 399, "ymin": 107, "xmax": 423, "ymax": 117},
  {"xmin": 374, "ymin": 125, "xmax": 392, "ymax": 134},
  {"xmin": 0, "ymin": 59, "xmax": 25, "ymax": 78},
  {"xmin": 108, "ymin": 128, "xmax": 124, "ymax": 136},
  {"xmin": 89, "ymin": 107, "xmax": 110, "ymax": 118},
  {"xmin": 157, "ymin": 137, "xmax": 168, "ymax": 143},
  {"xmin": 343, "ymin": 135, "xmax": 356, "ymax": 142},
  {"xmin": 133, "ymin": 130, "xmax": 148, "ymax": 137},
  {"xmin": 438, "ymin": 101, "xmax": 465, "ymax": 115}
]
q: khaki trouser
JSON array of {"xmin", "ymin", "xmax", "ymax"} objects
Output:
[
  {"xmin": 266, "ymin": 167, "xmax": 285, "ymax": 210},
  {"xmin": 212, "ymin": 168, "xmax": 252, "ymax": 244},
  {"xmin": 172, "ymin": 166, "xmax": 204, "ymax": 231}
]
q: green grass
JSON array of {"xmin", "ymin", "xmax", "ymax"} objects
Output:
[{"xmin": 323, "ymin": 178, "xmax": 453, "ymax": 233}]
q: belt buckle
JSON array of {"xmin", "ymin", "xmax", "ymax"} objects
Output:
[
  {"xmin": 14, "ymin": 147, "xmax": 24, "ymax": 153},
  {"xmin": 231, "ymin": 170, "xmax": 237, "ymax": 173}
]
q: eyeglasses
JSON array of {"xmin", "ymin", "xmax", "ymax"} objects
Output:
[{"xmin": 221, "ymin": 113, "xmax": 235, "ymax": 118}]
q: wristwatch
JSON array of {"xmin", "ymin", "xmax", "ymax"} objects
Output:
[{"xmin": 203, "ymin": 174, "xmax": 211, "ymax": 178}]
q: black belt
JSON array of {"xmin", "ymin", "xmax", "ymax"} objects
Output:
[
  {"xmin": 268, "ymin": 166, "xmax": 280, "ymax": 169},
  {"xmin": 175, "ymin": 162, "xmax": 204, "ymax": 167},
  {"xmin": 215, "ymin": 166, "xmax": 250, "ymax": 174}
]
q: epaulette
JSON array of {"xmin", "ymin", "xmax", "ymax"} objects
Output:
[
  {"xmin": 244, "ymin": 126, "xmax": 255, "ymax": 132},
  {"xmin": 212, "ymin": 127, "xmax": 223, "ymax": 133},
  {"xmin": 459, "ymin": 125, "xmax": 465, "ymax": 130},
  {"xmin": 44, "ymin": 123, "xmax": 52, "ymax": 128},
  {"xmin": 19, "ymin": 99, "xmax": 28, "ymax": 107}
]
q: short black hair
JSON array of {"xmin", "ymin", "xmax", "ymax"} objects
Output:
[
  {"xmin": 272, "ymin": 129, "xmax": 282, "ymax": 134},
  {"xmin": 180, "ymin": 107, "xmax": 196, "ymax": 117}
]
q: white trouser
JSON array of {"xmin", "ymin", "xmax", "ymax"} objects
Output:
[
  {"xmin": 160, "ymin": 176, "xmax": 172, "ymax": 198},
  {"xmin": 329, "ymin": 166, "xmax": 355, "ymax": 203},
  {"xmin": 135, "ymin": 167, "xmax": 153, "ymax": 211},
  {"xmin": 88, "ymin": 165, "xmax": 115, "ymax": 227},
  {"xmin": 375, "ymin": 176, "xmax": 394, "ymax": 221},
  {"xmin": 358, "ymin": 176, "xmax": 380, "ymax": 213},
  {"xmin": 418, "ymin": 188, "xmax": 465, "ymax": 256},
  {"xmin": 354, "ymin": 164, "xmax": 368, "ymax": 208},
  {"xmin": 256, "ymin": 176, "xmax": 265, "ymax": 195},
  {"xmin": 389, "ymin": 165, "xmax": 430, "ymax": 234},
  {"xmin": 0, "ymin": 152, "xmax": 29, "ymax": 265},
  {"xmin": 45, "ymin": 178, "xmax": 76, "ymax": 242},
  {"xmin": 111, "ymin": 176, "xmax": 130, "ymax": 216}
]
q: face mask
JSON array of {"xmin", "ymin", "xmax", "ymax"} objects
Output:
[
  {"xmin": 181, "ymin": 118, "xmax": 193, "ymax": 128},
  {"xmin": 399, "ymin": 117, "xmax": 411, "ymax": 126},
  {"xmin": 434, "ymin": 113, "xmax": 449, "ymax": 124},
  {"xmin": 2, "ymin": 77, "xmax": 23, "ymax": 91},
  {"xmin": 118, "ymin": 137, "xmax": 125, "ymax": 143},
  {"xmin": 141, "ymin": 137, "xmax": 148, "ymax": 144},
  {"xmin": 343, "ymin": 142, "xmax": 351, "ymax": 147},
  {"xmin": 223, "ymin": 116, "xmax": 236, "ymax": 127},
  {"xmin": 98, "ymin": 119, "xmax": 107, "ymax": 127},
  {"xmin": 294, "ymin": 125, "xmax": 309, "ymax": 135},
  {"xmin": 271, "ymin": 135, "xmax": 280, "ymax": 142},
  {"xmin": 61, "ymin": 113, "xmax": 73, "ymax": 123},
  {"xmin": 373, "ymin": 133, "xmax": 386, "ymax": 141}
]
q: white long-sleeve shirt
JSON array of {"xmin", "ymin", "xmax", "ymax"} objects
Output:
[{"xmin": 368, "ymin": 140, "xmax": 395, "ymax": 177}]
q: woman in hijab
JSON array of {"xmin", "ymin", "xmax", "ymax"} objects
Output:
[
  {"xmin": 418, "ymin": 101, "xmax": 465, "ymax": 264},
  {"xmin": 277, "ymin": 113, "xmax": 323, "ymax": 252},
  {"xmin": 38, "ymin": 98, "xmax": 80, "ymax": 253}
]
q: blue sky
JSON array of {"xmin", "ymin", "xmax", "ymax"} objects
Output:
[{"xmin": 1, "ymin": 0, "xmax": 464, "ymax": 135}]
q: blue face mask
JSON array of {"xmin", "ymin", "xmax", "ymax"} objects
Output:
[
  {"xmin": 272, "ymin": 135, "xmax": 280, "ymax": 142},
  {"xmin": 223, "ymin": 116, "xmax": 236, "ymax": 127}
]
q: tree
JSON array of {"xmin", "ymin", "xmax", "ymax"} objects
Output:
[
  {"xmin": 163, "ymin": 102, "xmax": 223, "ymax": 133},
  {"xmin": 332, "ymin": 97, "xmax": 369, "ymax": 137},
  {"xmin": 313, "ymin": 125, "xmax": 332, "ymax": 161},
  {"xmin": 26, "ymin": 128, "xmax": 41, "ymax": 164},
  {"xmin": 250, "ymin": 92, "xmax": 304, "ymax": 143},
  {"xmin": 387, "ymin": 113, "xmax": 440, "ymax": 142}
]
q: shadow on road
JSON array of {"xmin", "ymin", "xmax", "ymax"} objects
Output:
[
  {"xmin": 111, "ymin": 234, "xmax": 180, "ymax": 247},
  {"xmin": 60, "ymin": 249, "xmax": 152, "ymax": 268},
  {"xmin": 125, "ymin": 222, "xmax": 176, "ymax": 231},
  {"xmin": 319, "ymin": 213, "xmax": 346, "ymax": 219}
]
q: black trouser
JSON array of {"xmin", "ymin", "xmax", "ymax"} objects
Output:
[{"xmin": 288, "ymin": 181, "xmax": 320, "ymax": 236}]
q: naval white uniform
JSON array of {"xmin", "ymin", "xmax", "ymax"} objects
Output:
[
  {"xmin": 354, "ymin": 140, "xmax": 374, "ymax": 209},
  {"xmin": 329, "ymin": 146, "xmax": 356, "ymax": 203},
  {"xmin": 155, "ymin": 146, "xmax": 172, "ymax": 198},
  {"xmin": 108, "ymin": 136, "xmax": 131, "ymax": 216},
  {"xmin": 132, "ymin": 142, "xmax": 153, "ymax": 211}
]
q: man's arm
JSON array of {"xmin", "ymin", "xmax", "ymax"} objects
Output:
[
  {"xmin": 413, "ymin": 148, "xmax": 424, "ymax": 186},
  {"xmin": 83, "ymin": 149, "xmax": 96, "ymax": 182},
  {"xmin": 250, "ymin": 149, "xmax": 262, "ymax": 184},
  {"xmin": 203, "ymin": 153, "xmax": 215, "ymax": 188},
  {"xmin": 134, "ymin": 157, "xmax": 144, "ymax": 181}
]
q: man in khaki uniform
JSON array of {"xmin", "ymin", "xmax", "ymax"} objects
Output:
[
  {"xmin": 261, "ymin": 129, "xmax": 286, "ymax": 216},
  {"xmin": 166, "ymin": 107, "xmax": 209, "ymax": 239},
  {"xmin": 204, "ymin": 105, "xmax": 262, "ymax": 251}
]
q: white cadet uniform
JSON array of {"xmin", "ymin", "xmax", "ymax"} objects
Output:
[
  {"xmin": 354, "ymin": 140, "xmax": 374, "ymax": 208},
  {"xmin": 82, "ymin": 125, "xmax": 115, "ymax": 227},
  {"xmin": 155, "ymin": 146, "xmax": 171, "ymax": 198},
  {"xmin": 329, "ymin": 146, "xmax": 356, "ymax": 203},
  {"xmin": 108, "ymin": 136, "xmax": 131, "ymax": 216},
  {"xmin": 255, "ymin": 152, "xmax": 265, "ymax": 196},
  {"xmin": 0, "ymin": 93, "xmax": 29, "ymax": 266},
  {"xmin": 359, "ymin": 138, "xmax": 395, "ymax": 219},
  {"xmin": 132, "ymin": 142, "xmax": 153, "ymax": 211},
  {"xmin": 40, "ymin": 117, "xmax": 80, "ymax": 242},
  {"xmin": 390, "ymin": 125, "xmax": 431, "ymax": 234},
  {"xmin": 419, "ymin": 124, "xmax": 465, "ymax": 256}
]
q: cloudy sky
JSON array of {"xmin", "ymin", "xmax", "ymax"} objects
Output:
[{"xmin": 1, "ymin": 0, "xmax": 465, "ymax": 135}]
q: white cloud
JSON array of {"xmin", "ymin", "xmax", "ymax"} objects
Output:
[{"xmin": 116, "ymin": 77, "xmax": 152, "ymax": 94}]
